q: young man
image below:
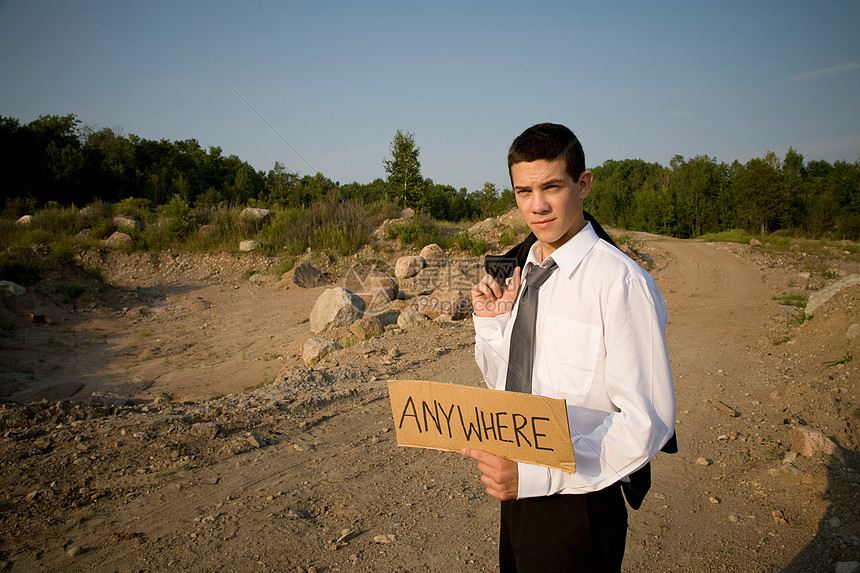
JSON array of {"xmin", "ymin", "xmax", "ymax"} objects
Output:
[{"xmin": 465, "ymin": 123, "xmax": 675, "ymax": 572}]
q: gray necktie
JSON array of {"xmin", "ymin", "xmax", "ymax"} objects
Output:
[{"xmin": 505, "ymin": 260, "xmax": 558, "ymax": 393}]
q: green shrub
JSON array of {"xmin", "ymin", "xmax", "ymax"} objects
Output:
[
  {"xmin": 57, "ymin": 283, "xmax": 85, "ymax": 301},
  {"xmin": 33, "ymin": 205, "xmax": 83, "ymax": 236},
  {"xmin": 772, "ymin": 293, "xmax": 808, "ymax": 307},
  {"xmin": 260, "ymin": 197, "xmax": 368, "ymax": 255},
  {"xmin": 385, "ymin": 214, "xmax": 449, "ymax": 248},
  {"xmin": 115, "ymin": 197, "xmax": 153, "ymax": 220},
  {"xmin": 159, "ymin": 194, "xmax": 193, "ymax": 239},
  {"xmin": 698, "ymin": 229, "xmax": 755, "ymax": 244},
  {"xmin": 0, "ymin": 247, "xmax": 40, "ymax": 285},
  {"xmin": 499, "ymin": 228, "xmax": 519, "ymax": 246},
  {"xmin": 48, "ymin": 241, "xmax": 78, "ymax": 266}
]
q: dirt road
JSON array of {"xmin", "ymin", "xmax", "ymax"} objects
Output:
[{"xmin": 0, "ymin": 235, "xmax": 857, "ymax": 572}]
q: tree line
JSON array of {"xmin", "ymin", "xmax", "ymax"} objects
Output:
[
  {"xmin": 0, "ymin": 116, "xmax": 510, "ymax": 222},
  {"xmin": 586, "ymin": 151, "xmax": 860, "ymax": 240},
  {"xmin": 2, "ymin": 114, "xmax": 858, "ymax": 240}
]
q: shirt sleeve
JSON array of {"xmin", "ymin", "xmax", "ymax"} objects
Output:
[
  {"xmin": 517, "ymin": 276, "xmax": 676, "ymax": 498},
  {"xmin": 473, "ymin": 313, "xmax": 510, "ymax": 390}
]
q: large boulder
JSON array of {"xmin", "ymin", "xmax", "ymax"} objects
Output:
[
  {"xmin": 302, "ymin": 338, "xmax": 340, "ymax": 366},
  {"xmin": 15, "ymin": 215, "xmax": 33, "ymax": 226},
  {"xmin": 104, "ymin": 231, "xmax": 133, "ymax": 249},
  {"xmin": 419, "ymin": 243, "xmax": 446, "ymax": 268},
  {"xmin": 310, "ymin": 287, "xmax": 365, "ymax": 332},
  {"xmin": 395, "ymin": 256, "xmax": 425, "ymax": 279}
]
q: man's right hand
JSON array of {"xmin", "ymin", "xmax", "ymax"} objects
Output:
[{"xmin": 471, "ymin": 266, "xmax": 521, "ymax": 318}]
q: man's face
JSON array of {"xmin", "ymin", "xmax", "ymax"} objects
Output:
[{"xmin": 511, "ymin": 159, "xmax": 592, "ymax": 259}]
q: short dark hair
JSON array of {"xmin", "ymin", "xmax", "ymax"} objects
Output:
[{"xmin": 507, "ymin": 123, "xmax": 586, "ymax": 183}]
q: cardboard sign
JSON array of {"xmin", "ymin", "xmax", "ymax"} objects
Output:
[{"xmin": 387, "ymin": 379, "xmax": 575, "ymax": 473}]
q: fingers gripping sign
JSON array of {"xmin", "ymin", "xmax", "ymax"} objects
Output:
[
  {"xmin": 470, "ymin": 266, "xmax": 521, "ymax": 318},
  {"xmin": 462, "ymin": 448, "xmax": 519, "ymax": 501}
]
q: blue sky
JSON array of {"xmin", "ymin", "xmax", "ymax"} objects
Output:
[{"xmin": 1, "ymin": 1, "xmax": 858, "ymax": 192}]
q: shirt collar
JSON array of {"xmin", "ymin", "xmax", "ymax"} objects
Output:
[{"xmin": 524, "ymin": 221, "xmax": 599, "ymax": 278}]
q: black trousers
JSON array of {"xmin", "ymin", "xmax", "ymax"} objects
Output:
[{"xmin": 499, "ymin": 482, "xmax": 627, "ymax": 573}]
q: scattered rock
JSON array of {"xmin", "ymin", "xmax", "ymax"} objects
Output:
[
  {"xmin": 415, "ymin": 290, "xmax": 471, "ymax": 320},
  {"xmin": 771, "ymin": 509, "xmax": 787, "ymax": 524},
  {"xmin": 66, "ymin": 545, "xmax": 84, "ymax": 557},
  {"xmin": 239, "ymin": 240, "xmax": 261, "ymax": 252},
  {"xmin": 240, "ymin": 207, "xmax": 272, "ymax": 222},
  {"xmin": 372, "ymin": 308, "xmax": 401, "ymax": 327},
  {"xmin": 714, "ymin": 401, "xmax": 739, "ymax": 417},
  {"xmin": 112, "ymin": 216, "xmax": 142, "ymax": 232},
  {"xmin": 336, "ymin": 529, "xmax": 361, "ymax": 544},
  {"xmin": 792, "ymin": 425, "xmax": 844, "ymax": 464},
  {"xmin": 780, "ymin": 462, "xmax": 804, "ymax": 477},
  {"xmin": 695, "ymin": 457, "xmax": 712, "ymax": 467},
  {"xmin": 397, "ymin": 310, "xmax": 428, "ymax": 329},
  {"xmin": 395, "ymin": 256, "xmax": 425, "ymax": 279},
  {"xmin": 302, "ymin": 338, "xmax": 340, "ymax": 366},
  {"xmin": 350, "ymin": 317, "xmax": 384, "ymax": 341},
  {"xmin": 309, "ymin": 288, "xmax": 365, "ymax": 332},
  {"xmin": 355, "ymin": 287, "xmax": 396, "ymax": 310},
  {"xmin": 191, "ymin": 422, "xmax": 220, "ymax": 439},
  {"xmin": 835, "ymin": 561, "xmax": 859, "ymax": 573},
  {"xmin": 805, "ymin": 274, "xmax": 860, "ymax": 316},
  {"xmin": 749, "ymin": 238, "xmax": 762, "ymax": 247},
  {"xmin": 88, "ymin": 390, "xmax": 132, "ymax": 407},
  {"xmin": 728, "ymin": 513, "xmax": 741, "ymax": 523},
  {"xmin": 284, "ymin": 263, "xmax": 331, "ymax": 288},
  {"xmin": 14, "ymin": 311, "xmax": 53, "ymax": 324},
  {"xmin": 373, "ymin": 533, "xmax": 396, "ymax": 544},
  {"xmin": 363, "ymin": 270, "xmax": 399, "ymax": 295},
  {"xmin": 197, "ymin": 224, "xmax": 216, "ymax": 237},
  {"xmin": 26, "ymin": 488, "xmax": 54, "ymax": 502},
  {"xmin": 247, "ymin": 434, "xmax": 265, "ymax": 448},
  {"xmin": 104, "ymin": 231, "xmax": 133, "ymax": 249},
  {"xmin": 75, "ymin": 228, "xmax": 92, "ymax": 241},
  {"xmin": 419, "ymin": 244, "xmax": 446, "ymax": 267},
  {"xmin": 847, "ymin": 323, "xmax": 860, "ymax": 341},
  {"xmin": 0, "ymin": 281, "xmax": 26, "ymax": 297}
]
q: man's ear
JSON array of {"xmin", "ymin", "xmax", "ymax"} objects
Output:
[{"xmin": 578, "ymin": 170, "xmax": 593, "ymax": 200}]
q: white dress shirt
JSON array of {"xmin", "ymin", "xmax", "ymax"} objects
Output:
[{"xmin": 473, "ymin": 222, "xmax": 675, "ymax": 498}]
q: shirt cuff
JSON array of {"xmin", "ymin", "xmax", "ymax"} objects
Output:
[
  {"xmin": 473, "ymin": 314, "xmax": 508, "ymax": 341},
  {"xmin": 517, "ymin": 462, "xmax": 551, "ymax": 499}
]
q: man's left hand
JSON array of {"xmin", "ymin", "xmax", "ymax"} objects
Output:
[{"xmin": 461, "ymin": 448, "xmax": 519, "ymax": 501}]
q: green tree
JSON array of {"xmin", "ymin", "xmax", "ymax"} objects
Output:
[
  {"xmin": 478, "ymin": 182, "xmax": 499, "ymax": 217},
  {"xmin": 733, "ymin": 156, "xmax": 787, "ymax": 234},
  {"xmin": 383, "ymin": 130, "xmax": 424, "ymax": 208}
]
